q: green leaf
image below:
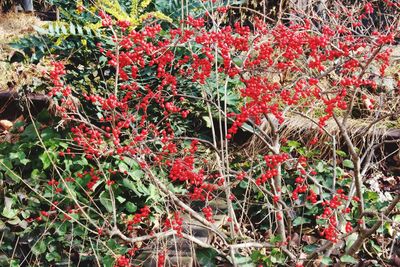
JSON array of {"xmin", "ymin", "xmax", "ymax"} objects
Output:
[
  {"xmin": 222, "ymin": 93, "xmax": 239, "ymax": 106},
  {"xmin": 61, "ymin": 24, "xmax": 68, "ymax": 35},
  {"xmin": 69, "ymin": 22, "xmax": 76, "ymax": 35},
  {"xmin": 32, "ymin": 240, "xmax": 47, "ymax": 256},
  {"xmin": 270, "ymin": 235, "xmax": 283, "ymax": 244},
  {"xmin": 202, "ymin": 116, "xmax": 212, "ymax": 128},
  {"xmin": 54, "ymin": 23, "xmax": 60, "ymax": 35},
  {"xmin": 250, "ymin": 250, "xmax": 265, "ymax": 262},
  {"xmin": 369, "ymin": 240, "xmax": 382, "ymax": 253},
  {"xmin": 345, "ymin": 233, "xmax": 358, "ymax": 250},
  {"xmin": 9, "ymin": 259, "xmax": 20, "ymax": 267},
  {"xmin": 77, "ymin": 24, "xmax": 84, "ymax": 35},
  {"xmin": 46, "ymin": 251, "xmax": 61, "ymax": 262},
  {"xmin": 20, "ymin": 158, "xmax": 30, "ymax": 165},
  {"xmin": 303, "ymin": 244, "xmax": 318, "ymax": 254},
  {"xmin": 321, "ymin": 256, "xmax": 333, "ymax": 265},
  {"xmin": 234, "ymin": 255, "xmax": 255, "ymax": 266},
  {"xmin": 237, "ymin": 180, "xmax": 248, "ymax": 189},
  {"xmin": 56, "ymin": 223, "xmax": 68, "ymax": 236},
  {"xmin": 48, "ymin": 23, "xmax": 54, "ymax": 36},
  {"xmin": 116, "ymin": 196, "xmax": 126, "ymax": 203},
  {"xmin": 287, "ymin": 140, "xmax": 301, "ymax": 148},
  {"xmin": 232, "ymin": 57, "xmax": 243, "ymax": 67},
  {"xmin": 147, "ymin": 184, "xmax": 160, "ymax": 202},
  {"xmin": 365, "ymin": 191, "xmax": 378, "ymax": 202},
  {"xmin": 34, "ymin": 24, "xmax": 48, "ymax": 35},
  {"xmin": 315, "ymin": 161, "xmax": 325, "ymax": 173},
  {"xmin": 125, "ymin": 202, "xmax": 137, "ymax": 213},
  {"xmin": 31, "ymin": 169, "xmax": 43, "ymax": 180},
  {"xmin": 2, "ymin": 197, "xmax": 17, "ymax": 219},
  {"xmin": 2, "ymin": 208, "xmax": 18, "ymax": 219},
  {"xmin": 103, "ymin": 255, "xmax": 115, "ymax": 267},
  {"xmin": 292, "ymin": 216, "xmax": 311, "ymax": 227},
  {"xmin": 5, "ymin": 169, "xmax": 20, "ymax": 183},
  {"xmin": 122, "ymin": 178, "xmax": 142, "ymax": 196},
  {"xmin": 7, "ymin": 217, "xmax": 21, "ymax": 225},
  {"xmin": 340, "ymin": 255, "xmax": 358, "ymax": 264},
  {"xmin": 196, "ymin": 248, "xmax": 217, "ymax": 267},
  {"xmin": 0, "ymin": 158, "xmax": 12, "ymax": 170},
  {"xmin": 39, "ymin": 152, "xmax": 51, "ymax": 170},
  {"xmin": 9, "ymin": 151, "xmax": 25, "ymax": 160},
  {"xmin": 99, "ymin": 191, "xmax": 113, "ymax": 213},
  {"xmin": 123, "ymin": 157, "xmax": 139, "ymax": 169},
  {"xmin": 343, "ymin": 159, "xmax": 354, "ymax": 169},
  {"xmin": 118, "ymin": 162, "xmax": 143, "ymax": 180}
]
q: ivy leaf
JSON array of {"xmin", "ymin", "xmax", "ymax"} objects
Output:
[
  {"xmin": 123, "ymin": 157, "xmax": 139, "ymax": 169},
  {"xmin": 20, "ymin": 158, "xmax": 30, "ymax": 165},
  {"xmin": 321, "ymin": 256, "xmax": 332, "ymax": 265},
  {"xmin": 99, "ymin": 191, "xmax": 113, "ymax": 213},
  {"xmin": 39, "ymin": 152, "xmax": 52, "ymax": 170},
  {"xmin": 234, "ymin": 255, "xmax": 254, "ymax": 266},
  {"xmin": 336, "ymin": 150, "xmax": 347, "ymax": 157},
  {"xmin": 2, "ymin": 207, "xmax": 18, "ymax": 220},
  {"xmin": 9, "ymin": 151, "xmax": 24, "ymax": 160},
  {"xmin": 303, "ymin": 244, "xmax": 318, "ymax": 254},
  {"xmin": 122, "ymin": 178, "xmax": 142, "ymax": 196},
  {"xmin": 293, "ymin": 217, "xmax": 311, "ymax": 227},
  {"xmin": 315, "ymin": 161, "xmax": 325, "ymax": 173},
  {"xmin": 343, "ymin": 159, "xmax": 354, "ymax": 169},
  {"xmin": 202, "ymin": 116, "xmax": 212, "ymax": 128},
  {"xmin": 103, "ymin": 255, "xmax": 115, "ymax": 267},
  {"xmin": 32, "ymin": 240, "xmax": 47, "ymax": 256},
  {"xmin": 369, "ymin": 240, "xmax": 382, "ymax": 253},
  {"xmin": 116, "ymin": 196, "xmax": 126, "ymax": 204},
  {"xmin": 287, "ymin": 140, "xmax": 301, "ymax": 152},
  {"xmin": 196, "ymin": 248, "xmax": 217, "ymax": 267},
  {"xmin": 2, "ymin": 197, "xmax": 17, "ymax": 219},
  {"xmin": 46, "ymin": 251, "xmax": 61, "ymax": 262},
  {"xmin": 345, "ymin": 233, "xmax": 358, "ymax": 250},
  {"xmin": 125, "ymin": 202, "xmax": 137, "ymax": 213}
]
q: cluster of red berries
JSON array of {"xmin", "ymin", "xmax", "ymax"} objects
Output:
[
  {"xmin": 306, "ymin": 189, "xmax": 318, "ymax": 204},
  {"xmin": 157, "ymin": 252, "xmax": 166, "ymax": 267},
  {"xmin": 115, "ymin": 255, "xmax": 130, "ymax": 267},
  {"xmin": 127, "ymin": 206, "xmax": 151, "ymax": 228},
  {"xmin": 99, "ymin": 10, "xmax": 112, "ymax": 27},
  {"xmin": 164, "ymin": 211, "xmax": 184, "ymax": 237},
  {"xmin": 169, "ymin": 156, "xmax": 204, "ymax": 185},
  {"xmin": 202, "ymin": 206, "xmax": 214, "ymax": 223}
]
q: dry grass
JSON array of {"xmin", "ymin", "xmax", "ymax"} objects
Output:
[
  {"xmin": 0, "ymin": 12, "xmax": 46, "ymax": 91},
  {"xmin": 0, "ymin": 12, "xmax": 41, "ymax": 40},
  {"xmin": 247, "ymin": 116, "xmax": 388, "ymax": 151}
]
